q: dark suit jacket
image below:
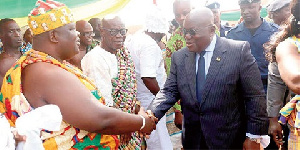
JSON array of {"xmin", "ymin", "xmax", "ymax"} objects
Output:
[{"xmin": 149, "ymin": 37, "xmax": 268, "ymax": 149}]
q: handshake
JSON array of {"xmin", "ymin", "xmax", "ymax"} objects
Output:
[{"xmin": 137, "ymin": 107, "xmax": 158, "ymax": 138}]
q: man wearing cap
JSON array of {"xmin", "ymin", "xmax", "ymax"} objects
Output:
[
  {"xmin": 205, "ymin": 0, "xmax": 231, "ymax": 37},
  {"xmin": 227, "ymin": 0, "xmax": 278, "ymax": 92},
  {"xmin": 126, "ymin": 6, "xmax": 173, "ymax": 150},
  {"xmin": 0, "ymin": 0, "xmax": 157, "ymax": 149},
  {"xmin": 267, "ymin": 0, "xmax": 291, "ymax": 25}
]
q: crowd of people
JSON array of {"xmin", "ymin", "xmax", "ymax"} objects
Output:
[{"xmin": 0, "ymin": 0, "xmax": 300, "ymax": 149}]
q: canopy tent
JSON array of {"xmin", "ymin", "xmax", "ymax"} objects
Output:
[
  {"xmin": 0, "ymin": 0, "xmax": 269, "ymax": 27},
  {"xmin": 0, "ymin": 0, "xmax": 131, "ymax": 27}
]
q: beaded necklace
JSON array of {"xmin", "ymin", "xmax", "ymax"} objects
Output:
[{"xmin": 111, "ymin": 47, "xmax": 137, "ymax": 113}]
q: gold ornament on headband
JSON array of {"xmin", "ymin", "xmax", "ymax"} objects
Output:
[{"xmin": 28, "ymin": 0, "xmax": 74, "ymax": 35}]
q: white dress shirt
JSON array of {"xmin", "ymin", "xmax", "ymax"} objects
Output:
[
  {"xmin": 81, "ymin": 46, "xmax": 118, "ymax": 107},
  {"xmin": 194, "ymin": 34, "xmax": 270, "ymax": 148}
]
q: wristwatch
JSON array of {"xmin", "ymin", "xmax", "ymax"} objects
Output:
[{"xmin": 247, "ymin": 137, "xmax": 261, "ymax": 144}]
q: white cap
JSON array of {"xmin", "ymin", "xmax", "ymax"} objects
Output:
[{"xmin": 144, "ymin": 5, "xmax": 168, "ymax": 34}]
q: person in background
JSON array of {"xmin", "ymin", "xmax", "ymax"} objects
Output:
[
  {"xmin": 21, "ymin": 28, "xmax": 33, "ymax": 53},
  {"xmin": 149, "ymin": 7, "xmax": 269, "ymax": 149},
  {"xmin": 265, "ymin": 0, "xmax": 300, "ymax": 149},
  {"xmin": 67, "ymin": 20, "xmax": 93, "ymax": 69},
  {"xmin": 168, "ymin": 19, "xmax": 179, "ymax": 36},
  {"xmin": 205, "ymin": 0, "xmax": 231, "ymax": 37},
  {"xmin": 82, "ymin": 15, "xmax": 143, "ymax": 150},
  {"xmin": 126, "ymin": 6, "xmax": 173, "ymax": 150},
  {"xmin": 227, "ymin": 0, "xmax": 279, "ymax": 92},
  {"xmin": 267, "ymin": 0, "xmax": 291, "ymax": 26},
  {"xmin": 165, "ymin": 0, "xmax": 191, "ymax": 74},
  {"xmin": 0, "ymin": 18, "xmax": 23, "ymax": 89},
  {"xmin": 265, "ymin": 0, "xmax": 292, "ymax": 149},
  {"xmin": 0, "ymin": 1, "xmax": 157, "ymax": 149},
  {"xmin": 88, "ymin": 17, "xmax": 101, "ymax": 48},
  {"xmin": 163, "ymin": 1, "xmax": 192, "ymax": 149}
]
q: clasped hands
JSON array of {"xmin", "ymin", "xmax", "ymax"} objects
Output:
[
  {"xmin": 119, "ymin": 107, "xmax": 157, "ymax": 144},
  {"xmin": 138, "ymin": 107, "xmax": 158, "ymax": 139}
]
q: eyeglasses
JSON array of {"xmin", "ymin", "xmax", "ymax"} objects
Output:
[
  {"xmin": 80, "ymin": 31, "xmax": 95, "ymax": 37},
  {"xmin": 102, "ymin": 28, "xmax": 128, "ymax": 36},
  {"xmin": 183, "ymin": 25, "xmax": 213, "ymax": 36}
]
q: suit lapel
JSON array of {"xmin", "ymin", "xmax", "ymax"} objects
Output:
[
  {"xmin": 184, "ymin": 50, "xmax": 198, "ymax": 103},
  {"xmin": 200, "ymin": 37, "xmax": 227, "ymax": 106}
]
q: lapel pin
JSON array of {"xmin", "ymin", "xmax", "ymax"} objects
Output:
[{"xmin": 216, "ymin": 57, "xmax": 221, "ymax": 62}]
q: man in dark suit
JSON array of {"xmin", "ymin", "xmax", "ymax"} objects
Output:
[{"xmin": 149, "ymin": 7, "xmax": 269, "ymax": 149}]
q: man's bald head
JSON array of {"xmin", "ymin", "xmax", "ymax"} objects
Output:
[
  {"xmin": 101, "ymin": 15, "xmax": 124, "ymax": 29},
  {"xmin": 185, "ymin": 7, "xmax": 214, "ymax": 27},
  {"xmin": 76, "ymin": 20, "xmax": 93, "ymax": 47},
  {"xmin": 76, "ymin": 20, "xmax": 92, "ymax": 33}
]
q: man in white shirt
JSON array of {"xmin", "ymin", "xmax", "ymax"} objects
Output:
[
  {"xmin": 81, "ymin": 16, "xmax": 119, "ymax": 107},
  {"xmin": 125, "ymin": 6, "xmax": 173, "ymax": 150},
  {"xmin": 81, "ymin": 15, "xmax": 144, "ymax": 149}
]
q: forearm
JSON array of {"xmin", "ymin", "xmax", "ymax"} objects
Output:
[
  {"xmin": 150, "ymin": 89, "xmax": 180, "ymax": 120},
  {"xmin": 94, "ymin": 107, "xmax": 143, "ymax": 134},
  {"xmin": 267, "ymin": 75, "xmax": 288, "ymax": 117},
  {"xmin": 142, "ymin": 77, "xmax": 160, "ymax": 95}
]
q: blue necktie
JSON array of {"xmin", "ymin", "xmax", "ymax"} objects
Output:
[{"xmin": 196, "ymin": 51, "xmax": 206, "ymax": 103}]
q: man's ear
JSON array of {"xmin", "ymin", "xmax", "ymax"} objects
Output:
[{"xmin": 49, "ymin": 30, "xmax": 58, "ymax": 43}]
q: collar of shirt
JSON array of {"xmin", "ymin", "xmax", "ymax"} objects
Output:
[{"xmin": 196, "ymin": 34, "xmax": 217, "ymax": 75}]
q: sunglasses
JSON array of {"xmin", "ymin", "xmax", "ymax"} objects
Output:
[
  {"xmin": 183, "ymin": 25, "xmax": 213, "ymax": 36},
  {"xmin": 80, "ymin": 31, "xmax": 95, "ymax": 37},
  {"xmin": 102, "ymin": 28, "xmax": 128, "ymax": 36}
]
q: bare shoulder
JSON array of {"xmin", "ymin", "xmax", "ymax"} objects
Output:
[
  {"xmin": 276, "ymin": 41, "xmax": 298, "ymax": 60},
  {"xmin": 22, "ymin": 62, "xmax": 82, "ymax": 107},
  {"xmin": 0, "ymin": 54, "xmax": 18, "ymax": 76}
]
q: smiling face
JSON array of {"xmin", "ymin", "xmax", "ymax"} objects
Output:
[
  {"xmin": 76, "ymin": 21, "xmax": 93, "ymax": 47},
  {"xmin": 183, "ymin": 8, "xmax": 215, "ymax": 53},
  {"xmin": 55, "ymin": 23, "xmax": 80, "ymax": 60},
  {"xmin": 100, "ymin": 16, "xmax": 126, "ymax": 54},
  {"xmin": 239, "ymin": 2, "xmax": 262, "ymax": 23},
  {"xmin": 0, "ymin": 20, "xmax": 23, "ymax": 49}
]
